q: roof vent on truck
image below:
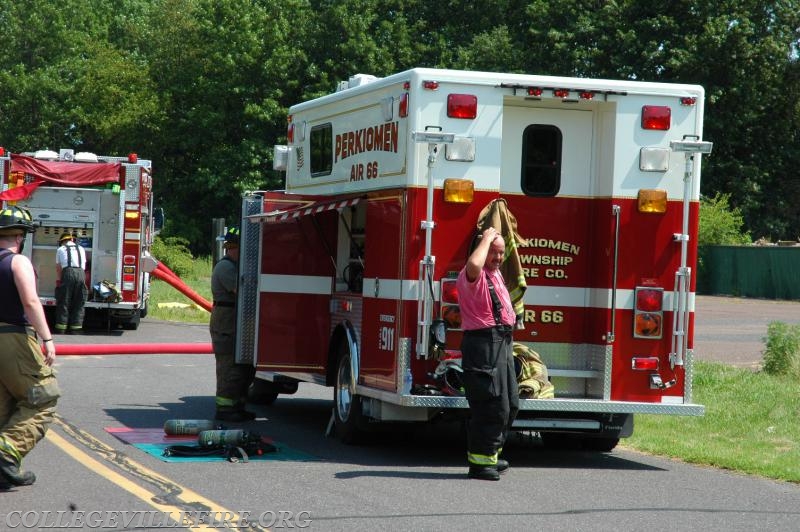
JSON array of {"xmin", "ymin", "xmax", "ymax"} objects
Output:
[{"xmin": 336, "ymin": 74, "xmax": 379, "ymax": 92}]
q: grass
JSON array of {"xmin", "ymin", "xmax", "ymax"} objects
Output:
[
  {"xmin": 148, "ymin": 255, "xmax": 213, "ymax": 324},
  {"xmin": 623, "ymin": 361, "xmax": 800, "ymax": 483},
  {"xmin": 147, "ymin": 260, "xmax": 800, "ymax": 483}
]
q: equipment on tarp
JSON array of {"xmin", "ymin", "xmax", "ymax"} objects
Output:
[
  {"xmin": 162, "ymin": 429, "xmax": 276, "ymax": 462},
  {"xmin": 163, "ymin": 419, "xmax": 217, "ymax": 436}
]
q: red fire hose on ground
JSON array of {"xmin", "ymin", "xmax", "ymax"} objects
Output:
[
  {"xmin": 150, "ymin": 260, "xmax": 213, "ymax": 313},
  {"xmin": 57, "ymin": 343, "xmax": 213, "ymax": 356}
]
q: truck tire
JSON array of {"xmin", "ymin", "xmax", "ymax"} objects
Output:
[
  {"xmin": 333, "ymin": 345, "xmax": 367, "ymax": 444},
  {"xmin": 248, "ymin": 380, "xmax": 280, "ymax": 406}
]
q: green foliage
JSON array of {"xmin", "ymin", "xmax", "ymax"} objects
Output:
[
  {"xmin": 762, "ymin": 322, "xmax": 800, "ymax": 377},
  {"xmin": 698, "ymin": 193, "xmax": 751, "ymax": 246},
  {"xmin": 151, "ymin": 235, "xmax": 195, "ymax": 278},
  {"xmin": 627, "ymin": 361, "xmax": 800, "ymax": 482}
]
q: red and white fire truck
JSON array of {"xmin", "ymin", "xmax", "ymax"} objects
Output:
[
  {"xmin": 0, "ymin": 149, "xmax": 157, "ymax": 330},
  {"xmin": 237, "ymin": 68, "xmax": 712, "ymax": 449}
]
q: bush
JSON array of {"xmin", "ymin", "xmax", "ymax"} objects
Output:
[
  {"xmin": 698, "ymin": 193, "xmax": 751, "ymax": 246},
  {"xmin": 762, "ymin": 322, "xmax": 800, "ymax": 377},
  {"xmin": 151, "ymin": 235, "xmax": 195, "ymax": 278}
]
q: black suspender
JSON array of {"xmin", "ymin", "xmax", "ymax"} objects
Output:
[{"xmin": 485, "ymin": 272, "xmax": 504, "ymax": 326}]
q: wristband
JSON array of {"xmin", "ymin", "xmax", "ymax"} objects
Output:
[{"xmin": 42, "ymin": 338, "xmax": 53, "ymax": 343}]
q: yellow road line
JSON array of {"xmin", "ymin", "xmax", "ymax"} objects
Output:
[{"xmin": 46, "ymin": 419, "xmax": 266, "ymax": 531}]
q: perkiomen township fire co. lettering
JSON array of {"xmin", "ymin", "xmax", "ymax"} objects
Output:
[{"xmin": 335, "ymin": 121, "xmax": 399, "ymax": 162}]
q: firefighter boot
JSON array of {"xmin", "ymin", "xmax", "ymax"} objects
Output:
[
  {"xmin": 468, "ymin": 465, "xmax": 500, "ymax": 481},
  {"xmin": 496, "ymin": 459, "xmax": 509, "ymax": 474},
  {"xmin": 0, "ymin": 454, "xmax": 36, "ymax": 487}
]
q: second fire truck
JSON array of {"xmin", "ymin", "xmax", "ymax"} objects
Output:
[{"xmin": 0, "ymin": 148, "xmax": 157, "ymax": 330}]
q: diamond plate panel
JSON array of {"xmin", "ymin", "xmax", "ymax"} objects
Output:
[{"xmin": 235, "ymin": 195, "xmax": 263, "ymax": 365}]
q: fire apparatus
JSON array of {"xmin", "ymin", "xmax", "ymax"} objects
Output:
[
  {"xmin": 0, "ymin": 148, "xmax": 157, "ymax": 330},
  {"xmin": 237, "ymin": 68, "xmax": 712, "ymax": 449}
]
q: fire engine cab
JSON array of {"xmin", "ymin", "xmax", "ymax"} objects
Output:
[
  {"xmin": 238, "ymin": 68, "xmax": 711, "ymax": 449},
  {"xmin": 0, "ymin": 148, "xmax": 157, "ymax": 330}
]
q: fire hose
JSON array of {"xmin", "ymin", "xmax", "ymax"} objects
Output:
[
  {"xmin": 56, "ymin": 343, "xmax": 213, "ymax": 356},
  {"xmin": 149, "ymin": 260, "xmax": 213, "ymax": 313}
]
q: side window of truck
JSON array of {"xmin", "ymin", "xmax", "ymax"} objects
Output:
[
  {"xmin": 521, "ymin": 124, "xmax": 562, "ymax": 196},
  {"xmin": 310, "ymin": 124, "xmax": 333, "ymax": 177}
]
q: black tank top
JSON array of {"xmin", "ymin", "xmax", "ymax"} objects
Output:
[{"xmin": 0, "ymin": 249, "xmax": 27, "ymax": 326}]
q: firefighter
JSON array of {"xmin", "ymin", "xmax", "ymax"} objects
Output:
[
  {"xmin": 210, "ymin": 227, "xmax": 256, "ymax": 422},
  {"xmin": 54, "ymin": 232, "xmax": 88, "ymax": 334},
  {"xmin": 456, "ymin": 226, "xmax": 519, "ymax": 481},
  {"xmin": 0, "ymin": 206, "xmax": 59, "ymax": 488}
]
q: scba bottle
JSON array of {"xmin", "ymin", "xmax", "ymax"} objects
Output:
[
  {"xmin": 197, "ymin": 429, "xmax": 250, "ymax": 448},
  {"xmin": 163, "ymin": 419, "xmax": 216, "ymax": 436}
]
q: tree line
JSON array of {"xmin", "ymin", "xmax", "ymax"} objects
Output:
[{"xmin": 1, "ymin": 0, "xmax": 798, "ymax": 252}]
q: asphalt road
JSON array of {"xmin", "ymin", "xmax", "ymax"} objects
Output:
[{"xmin": 2, "ymin": 296, "xmax": 799, "ymax": 531}]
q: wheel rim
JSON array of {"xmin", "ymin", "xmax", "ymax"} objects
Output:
[{"xmin": 336, "ymin": 352, "xmax": 353, "ymax": 422}]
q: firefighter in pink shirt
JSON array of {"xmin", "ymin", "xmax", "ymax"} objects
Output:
[{"xmin": 456, "ymin": 226, "xmax": 519, "ymax": 481}]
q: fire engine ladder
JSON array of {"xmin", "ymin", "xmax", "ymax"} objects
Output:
[
  {"xmin": 413, "ymin": 129, "xmax": 454, "ymax": 359},
  {"xmin": 669, "ymin": 137, "xmax": 713, "ymax": 368}
]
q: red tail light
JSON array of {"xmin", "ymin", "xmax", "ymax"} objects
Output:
[
  {"xmin": 680, "ymin": 97, "xmax": 697, "ymax": 106},
  {"xmin": 527, "ymin": 87, "xmax": 543, "ymax": 97},
  {"xmin": 634, "ymin": 287, "xmax": 664, "ymax": 338},
  {"xmin": 440, "ymin": 279, "xmax": 462, "ymax": 329},
  {"xmin": 447, "ymin": 94, "xmax": 477, "ymax": 119},
  {"xmin": 641, "ymin": 106, "xmax": 671, "ymax": 130},
  {"xmin": 631, "ymin": 357, "xmax": 659, "ymax": 370},
  {"xmin": 553, "ymin": 89, "xmax": 570, "ymax": 98},
  {"xmin": 423, "ymin": 80, "xmax": 439, "ymax": 90},
  {"xmin": 636, "ymin": 288, "xmax": 663, "ymax": 312},
  {"xmin": 441, "ymin": 280, "xmax": 459, "ymax": 304},
  {"xmin": 399, "ymin": 93, "xmax": 409, "ymax": 118}
]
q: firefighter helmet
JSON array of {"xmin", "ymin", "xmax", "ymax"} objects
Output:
[
  {"xmin": 59, "ymin": 232, "xmax": 74, "ymax": 243},
  {"xmin": 223, "ymin": 227, "xmax": 240, "ymax": 245},
  {"xmin": 0, "ymin": 206, "xmax": 36, "ymax": 234}
]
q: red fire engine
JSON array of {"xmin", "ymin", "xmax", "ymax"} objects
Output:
[
  {"xmin": 237, "ymin": 68, "xmax": 712, "ymax": 449},
  {"xmin": 0, "ymin": 149, "xmax": 157, "ymax": 330}
]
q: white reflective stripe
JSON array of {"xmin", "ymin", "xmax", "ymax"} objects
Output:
[
  {"xmin": 259, "ymin": 274, "xmax": 332, "ymax": 295},
  {"xmin": 362, "ymin": 278, "xmax": 423, "ymax": 301},
  {"xmin": 124, "ymin": 232, "xmax": 141, "ymax": 240},
  {"xmin": 257, "ymin": 275, "xmax": 696, "ymax": 310},
  {"xmin": 522, "ymin": 286, "xmax": 695, "ymax": 311}
]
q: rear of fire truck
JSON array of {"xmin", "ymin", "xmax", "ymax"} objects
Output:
[
  {"xmin": 0, "ymin": 148, "xmax": 156, "ymax": 330},
  {"xmin": 243, "ymin": 68, "xmax": 710, "ymax": 449}
]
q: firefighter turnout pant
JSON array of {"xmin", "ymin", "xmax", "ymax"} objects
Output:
[
  {"xmin": 55, "ymin": 267, "xmax": 87, "ymax": 333},
  {"xmin": 460, "ymin": 327, "xmax": 519, "ymax": 467},
  {"xmin": 0, "ymin": 329, "xmax": 60, "ymax": 466},
  {"xmin": 210, "ymin": 307, "xmax": 255, "ymax": 412}
]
